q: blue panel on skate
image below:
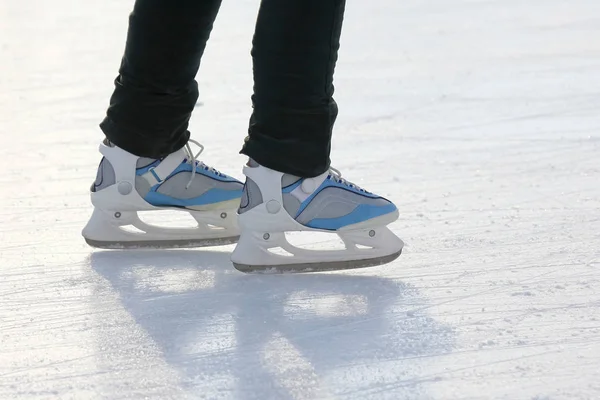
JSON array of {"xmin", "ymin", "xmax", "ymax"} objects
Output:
[
  {"xmin": 294, "ymin": 176, "xmax": 385, "ymax": 218},
  {"xmin": 305, "ymin": 203, "xmax": 397, "ymax": 230}
]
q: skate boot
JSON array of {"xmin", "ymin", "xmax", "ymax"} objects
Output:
[
  {"xmin": 82, "ymin": 139, "xmax": 243, "ymax": 249},
  {"xmin": 231, "ymin": 161, "xmax": 404, "ymax": 273}
]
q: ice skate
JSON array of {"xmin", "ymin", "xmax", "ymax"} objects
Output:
[
  {"xmin": 82, "ymin": 139, "xmax": 243, "ymax": 249},
  {"xmin": 231, "ymin": 161, "xmax": 404, "ymax": 273}
]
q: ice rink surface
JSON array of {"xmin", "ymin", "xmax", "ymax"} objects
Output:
[{"xmin": 1, "ymin": 0, "xmax": 599, "ymax": 399}]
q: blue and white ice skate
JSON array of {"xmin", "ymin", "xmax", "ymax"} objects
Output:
[
  {"xmin": 82, "ymin": 139, "xmax": 243, "ymax": 249},
  {"xmin": 231, "ymin": 161, "xmax": 404, "ymax": 273}
]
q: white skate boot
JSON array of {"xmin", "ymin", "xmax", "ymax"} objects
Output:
[
  {"xmin": 82, "ymin": 139, "xmax": 243, "ymax": 249},
  {"xmin": 231, "ymin": 161, "xmax": 404, "ymax": 273}
]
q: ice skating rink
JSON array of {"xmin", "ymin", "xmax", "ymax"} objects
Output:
[{"xmin": 1, "ymin": 0, "xmax": 599, "ymax": 398}]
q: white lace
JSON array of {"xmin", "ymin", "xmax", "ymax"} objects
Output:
[
  {"xmin": 184, "ymin": 139, "xmax": 221, "ymax": 189},
  {"xmin": 328, "ymin": 166, "xmax": 366, "ymax": 192}
]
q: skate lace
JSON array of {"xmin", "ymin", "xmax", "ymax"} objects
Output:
[
  {"xmin": 184, "ymin": 139, "xmax": 224, "ymax": 189},
  {"xmin": 328, "ymin": 167, "xmax": 368, "ymax": 193}
]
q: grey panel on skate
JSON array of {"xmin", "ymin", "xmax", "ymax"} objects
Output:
[
  {"xmin": 93, "ymin": 159, "xmax": 104, "ymax": 186},
  {"xmin": 92, "ymin": 157, "xmax": 116, "ymax": 192},
  {"xmin": 135, "ymin": 176, "xmax": 152, "ymax": 197},
  {"xmin": 156, "ymin": 172, "xmax": 242, "ymax": 199},
  {"xmin": 281, "ymin": 173, "xmax": 301, "ymax": 188},
  {"xmin": 85, "ymin": 235, "xmax": 240, "ymax": 249},
  {"xmin": 239, "ymin": 183, "xmax": 249, "ymax": 209},
  {"xmin": 238, "ymin": 178, "xmax": 263, "ymax": 214},
  {"xmin": 282, "ymin": 193, "xmax": 301, "ymax": 216},
  {"xmin": 239, "ymin": 184, "xmax": 249, "ymax": 209},
  {"xmin": 136, "ymin": 157, "xmax": 158, "ymax": 169},
  {"xmin": 295, "ymin": 187, "xmax": 391, "ymax": 225},
  {"xmin": 233, "ymin": 249, "xmax": 402, "ymax": 274}
]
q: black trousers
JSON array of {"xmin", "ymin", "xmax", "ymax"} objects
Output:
[{"xmin": 100, "ymin": 0, "xmax": 346, "ymax": 177}]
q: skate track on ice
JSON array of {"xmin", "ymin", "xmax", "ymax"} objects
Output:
[{"xmin": 1, "ymin": 0, "xmax": 599, "ymax": 399}]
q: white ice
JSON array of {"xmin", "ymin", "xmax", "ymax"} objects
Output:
[{"xmin": 1, "ymin": 0, "xmax": 599, "ymax": 399}]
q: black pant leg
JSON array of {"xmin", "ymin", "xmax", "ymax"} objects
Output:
[
  {"xmin": 100, "ymin": 0, "xmax": 222, "ymax": 159},
  {"xmin": 240, "ymin": 0, "xmax": 346, "ymax": 177}
]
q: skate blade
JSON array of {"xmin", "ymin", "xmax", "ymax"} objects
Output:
[
  {"xmin": 85, "ymin": 235, "xmax": 239, "ymax": 250},
  {"xmin": 232, "ymin": 249, "xmax": 402, "ymax": 274}
]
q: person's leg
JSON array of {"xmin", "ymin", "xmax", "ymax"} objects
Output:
[
  {"xmin": 240, "ymin": 0, "xmax": 346, "ymax": 178},
  {"xmin": 100, "ymin": 0, "xmax": 222, "ymax": 159},
  {"xmin": 232, "ymin": 0, "xmax": 403, "ymax": 273},
  {"xmin": 83, "ymin": 0, "xmax": 243, "ymax": 249}
]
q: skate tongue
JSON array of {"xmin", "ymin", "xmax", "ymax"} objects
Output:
[
  {"xmin": 198, "ymin": 161, "xmax": 226, "ymax": 178},
  {"xmin": 183, "ymin": 141, "xmax": 227, "ymax": 178},
  {"xmin": 328, "ymin": 167, "xmax": 369, "ymax": 193}
]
